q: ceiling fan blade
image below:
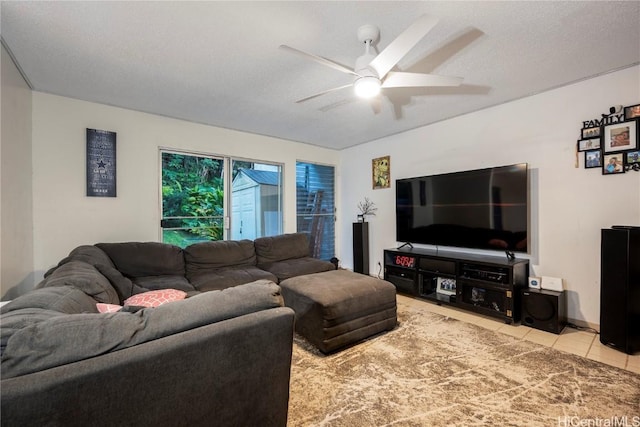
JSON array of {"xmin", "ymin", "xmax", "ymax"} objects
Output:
[
  {"xmin": 382, "ymin": 72, "xmax": 463, "ymax": 88},
  {"xmin": 369, "ymin": 14, "xmax": 439, "ymax": 79},
  {"xmin": 279, "ymin": 45, "xmax": 360, "ymax": 77},
  {"xmin": 319, "ymin": 98, "xmax": 357, "ymax": 112},
  {"xmin": 295, "ymin": 84, "xmax": 353, "ymax": 103}
]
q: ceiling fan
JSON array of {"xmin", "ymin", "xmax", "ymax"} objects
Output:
[{"xmin": 280, "ymin": 14, "xmax": 464, "ymax": 106}]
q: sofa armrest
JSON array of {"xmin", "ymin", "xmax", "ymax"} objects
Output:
[{"xmin": 0, "ymin": 307, "xmax": 294, "ymax": 427}]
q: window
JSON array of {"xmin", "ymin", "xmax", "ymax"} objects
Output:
[
  {"xmin": 160, "ymin": 150, "xmax": 282, "ymax": 247},
  {"xmin": 296, "ymin": 162, "xmax": 335, "ymax": 260},
  {"xmin": 230, "ymin": 160, "xmax": 282, "ymax": 240},
  {"xmin": 161, "ymin": 151, "xmax": 224, "ymax": 247}
]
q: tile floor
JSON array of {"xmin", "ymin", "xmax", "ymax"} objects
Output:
[{"xmin": 397, "ymin": 294, "xmax": 640, "ymax": 374}]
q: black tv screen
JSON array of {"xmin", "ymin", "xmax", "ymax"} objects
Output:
[{"xmin": 396, "ymin": 164, "xmax": 529, "ymax": 253}]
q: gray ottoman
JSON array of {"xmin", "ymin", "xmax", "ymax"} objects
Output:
[{"xmin": 279, "ymin": 269, "xmax": 397, "ymax": 353}]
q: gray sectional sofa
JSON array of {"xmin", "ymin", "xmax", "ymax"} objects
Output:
[{"xmin": 1, "ymin": 232, "xmax": 335, "ymax": 427}]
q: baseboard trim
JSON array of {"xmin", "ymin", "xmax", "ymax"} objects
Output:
[{"xmin": 567, "ymin": 317, "xmax": 600, "ymax": 334}]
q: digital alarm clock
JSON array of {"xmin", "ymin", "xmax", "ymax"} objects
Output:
[{"xmin": 393, "ymin": 255, "xmax": 415, "ymax": 268}]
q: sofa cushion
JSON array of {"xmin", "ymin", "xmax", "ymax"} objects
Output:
[
  {"xmin": 0, "ymin": 280, "xmax": 284, "ymax": 379},
  {"xmin": 44, "ymin": 245, "xmax": 116, "ymax": 278},
  {"xmin": 93, "ymin": 264, "xmax": 193, "ymax": 303},
  {"xmin": 131, "ymin": 275, "xmax": 195, "ymax": 293},
  {"xmin": 37, "ymin": 261, "xmax": 119, "ymax": 305},
  {"xmin": 0, "ymin": 286, "xmax": 99, "ymax": 315},
  {"xmin": 96, "ymin": 303, "xmax": 123, "ymax": 313},
  {"xmin": 93, "ymin": 263, "xmax": 135, "ymax": 302},
  {"xmin": 96, "ymin": 242, "xmax": 185, "ymax": 278},
  {"xmin": 96, "ymin": 289, "xmax": 187, "ymax": 312},
  {"xmin": 189, "ymin": 266, "xmax": 278, "ymax": 292},
  {"xmin": 184, "ymin": 240, "xmax": 257, "ymax": 278},
  {"xmin": 124, "ymin": 289, "xmax": 187, "ymax": 306},
  {"xmin": 0, "ymin": 308, "xmax": 64, "ymax": 357},
  {"xmin": 67, "ymin": 245, "xmax": 116, "ymax": 268},
  {"xmin": 259, "ymin": 257, "xmax": 336, "ymax": 282},
  {"xmin": 254, "ymin": 233, "xmax": 311, "ymax": 264}
]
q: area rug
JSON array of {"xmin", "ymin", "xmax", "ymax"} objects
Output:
[{"xmin": 288, "ymin": 301, "xmax": 640, "ymax": 426}]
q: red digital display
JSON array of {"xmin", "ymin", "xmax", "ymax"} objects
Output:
[{"xmin": 394, "ymin": 255, "xmax": 415, "ymax": 268}]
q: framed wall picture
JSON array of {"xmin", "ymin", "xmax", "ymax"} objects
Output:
[
  {"xmin": 626, "ymin": 150, "xmax": 640, "ymax": 164},
  {"xmin": 372, "ymin": 155, "xmax": 390, "ymax": 189},
  {"xmin": 581, "ymin": 126, "xmax": 600, "ymax": 139},
  {"xmin": 624, "ymin": 104, "xmax": 640, "ymax": 120},
  {"xmin": 584, "ymin": 150, "xmax": 601, "ymax": 169},
  {"xmin": 602, "ymin": 120, "xmax": 638, "ymax": 153},
  {"xmin": 626, "ymin": 150, "xmax": 640, "ymax": 171},
  {"xmin": 577, "ymin": 138, "xmax": 600, "ymax": 152},
  {"xmin": 602, "ymin": 153, "xmax": 625, "ymax": 175},
  {"xmin": 86, "ymin": 128, "xmax": 116, "ymax": 197}
]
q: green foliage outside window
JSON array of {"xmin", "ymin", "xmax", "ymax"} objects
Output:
[{"xmin": 162, "ymin": 153, "xmax": 224, "ymax": 241}]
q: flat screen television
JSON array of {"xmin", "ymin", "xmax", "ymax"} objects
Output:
[{"xmin": 396, "ymin": 163, "xmax": 529, "ymax": 253}]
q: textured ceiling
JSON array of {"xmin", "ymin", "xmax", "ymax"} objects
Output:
[{"xmin": 1, "ymin": 1, "xmax": 639, "ymax": 150}]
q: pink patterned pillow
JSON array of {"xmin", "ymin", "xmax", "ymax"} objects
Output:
[
  {"xmin": 96, "ymin": 303, "xmax": 123, "ymax": 313},
  {"xmin": 124, "ymin": 289, "xmax": 187, "ymax": 307}
]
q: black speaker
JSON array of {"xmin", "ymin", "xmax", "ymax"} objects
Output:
[
  {"xmin": 352, "ymin": 222, "xmax": 369, "ymax": 275},
  {"xmin": 600, "ymin": 227, "xmax": 640, "ymax": 354},
  {"xmin": 521, "ymin": 288, "xmax": 566, "ymax": 334}
]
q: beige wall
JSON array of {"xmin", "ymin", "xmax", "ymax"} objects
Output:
[
  {"xmin": 339, "ymin": 65, "xmax": 640, "ymax": 327},
  {"xmin": 4, "ymin": 47, "xmax": 638, "ymax": 327},
  {"xmin": 1, "ymin": 44, "xmax": 33, "ymax": 300},
  {"xmin": 29, "ymin": 92, "xmax": 340, "ymax": 285}
]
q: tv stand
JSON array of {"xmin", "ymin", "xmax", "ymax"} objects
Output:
[{"xmin": 384, "ymin": 247, "xmax": 529, "ymax": 324}]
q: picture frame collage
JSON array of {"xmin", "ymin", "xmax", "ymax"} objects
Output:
[{"xmin": 577, "ymin": 104, "xmax": 640, "ymax": 175}]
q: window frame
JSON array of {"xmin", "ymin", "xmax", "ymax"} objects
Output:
[{"xmin": 159, "ymin": 148, "xmax": 284, "ymax": 245}]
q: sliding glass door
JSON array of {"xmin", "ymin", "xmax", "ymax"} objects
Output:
[{"xmin": 296, "ymin": 161, "xmax": 335, "ymax": 260}]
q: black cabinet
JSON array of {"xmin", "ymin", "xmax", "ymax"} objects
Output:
[
  {"xmin": 384, "ymin": 248, "xmax": 529, "ymax": 324},
  {"xmin": 600, "ymin": 226, "xmax": 640, "ymax": 354}
]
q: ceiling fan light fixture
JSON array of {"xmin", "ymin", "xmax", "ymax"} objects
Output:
[{"xmin": 354, "ymin": 76, "xmax": 381, "ymax": 98}]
